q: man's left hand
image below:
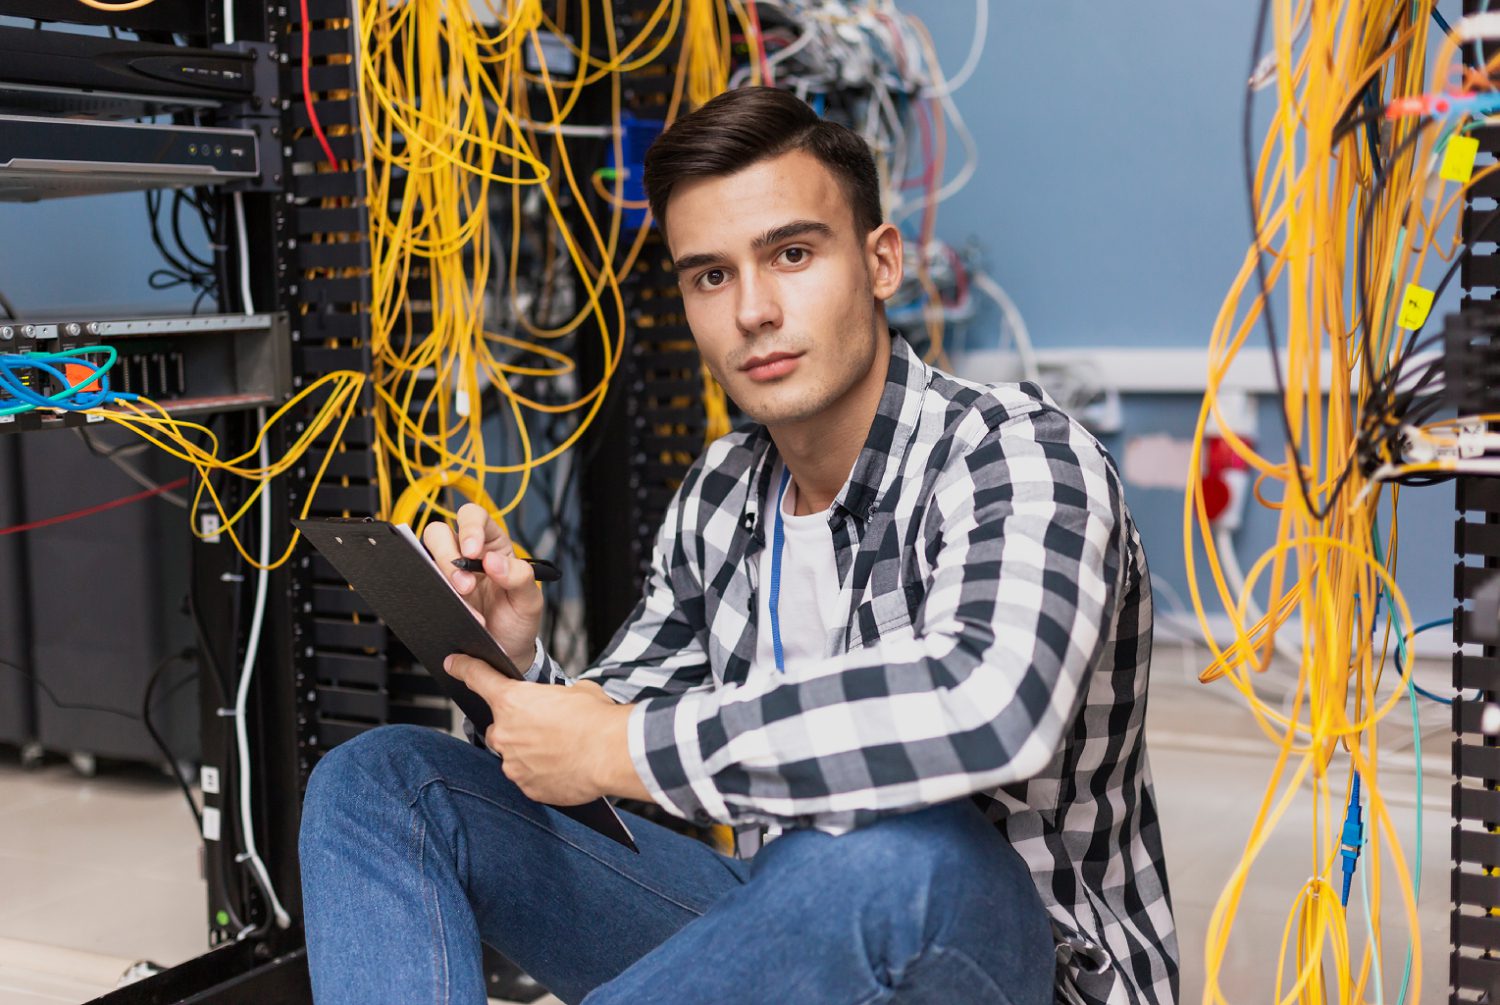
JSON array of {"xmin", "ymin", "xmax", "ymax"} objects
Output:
[{"xmin": 444, "ymin": 654, "xmax": 649, "ymax": 805}]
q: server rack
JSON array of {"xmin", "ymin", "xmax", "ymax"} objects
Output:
[
  {"xmin": 0, "ymin": 0, "xmax": 707, "ymax": 999},
  {"xmin": 0, "ymin": 435, "xmax": 35, "ymax": 756},
  {"xmin": 1454, "ymin": 8, "xmax": 1500, "ymax": 997}
]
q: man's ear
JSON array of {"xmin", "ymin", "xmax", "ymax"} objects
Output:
[{"xmin": 866, "ymin": 223, "xmax": 903, "ymax": 302}]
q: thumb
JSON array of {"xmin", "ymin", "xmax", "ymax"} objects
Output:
[{"xmin": 445, "ymin": 653, "xmax": 515, "ymax": 706}]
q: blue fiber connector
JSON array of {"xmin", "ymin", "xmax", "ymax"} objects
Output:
[{"xmin": 1339, "ymin": 772, "xmax": 1364, "ymax": 908}]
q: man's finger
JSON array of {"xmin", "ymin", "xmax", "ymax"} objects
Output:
[
  {"xmin": 422, "ymin": 519, "xmax": 460, "ymax": 566},
  {"xmin": 421, "ymin": 519, "xmax": 482, "ymax": 596},
  {"xmin": 445, "ymin": 653, "xmax": 516, "ymax": 705},
  {"xmin": 455, "ymin": 503, "xmax": 511, "ymax": 560},
  {"xmin": 482, "ymin": 549, "xmax": 543, "ymax": 595}
]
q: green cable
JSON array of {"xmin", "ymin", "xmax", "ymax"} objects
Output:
[{"xmin": 0, "ymin": 345, "xmax": 119, "ymax": 416}]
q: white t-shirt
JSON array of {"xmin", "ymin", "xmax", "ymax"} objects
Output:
[
  {"xmin": 755, "ymin": 461, "xmax": 842, "ymax": 675},
  {"xmin": 743, "ymin": 462, "xmax": 841, "ymax": 854}
]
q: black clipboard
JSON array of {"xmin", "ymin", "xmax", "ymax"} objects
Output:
[{"xmin": 293, "ymin": 516, "xmax": 638, "ymax": 853}]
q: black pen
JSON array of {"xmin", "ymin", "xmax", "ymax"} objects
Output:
[{"xmin": 451, "ymin": 555, "xmax": 562, "ymax": 582}]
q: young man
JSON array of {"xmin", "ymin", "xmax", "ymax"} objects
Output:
[{"xmin": 300, "ymin": 87, "xmax": 1177, "ymax": 1005}]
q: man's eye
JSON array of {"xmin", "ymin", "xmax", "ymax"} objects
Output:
[
  {"xmin": 782, "ymin": 248, "xmax": 806, "ymax": 264},
  {"xmin": 701, "ymin": 268, "xmax": 727, "ymax": 288}
]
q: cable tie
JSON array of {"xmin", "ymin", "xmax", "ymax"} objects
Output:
[{"xmin": 1457, "ymin": 12, "xmax": 1500, "ymax": 40}]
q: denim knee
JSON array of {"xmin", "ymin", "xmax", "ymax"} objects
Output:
[
  {"xmin": 753, "ymin": 799, "xmax": 1043, "ymax": 937},
  {"xmin": 301, "ymin": 724, "xmax": 452, "ymax": 834}
]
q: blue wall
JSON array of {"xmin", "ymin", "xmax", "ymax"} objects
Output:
[{"xmin": 904, "ymin": 0, "xmax": 1456, "ymax": 625}]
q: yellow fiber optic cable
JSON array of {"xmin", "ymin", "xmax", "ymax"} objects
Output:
[{"xmin": 1188, "ymin": 3, "xmax": 1500, "ymax": 1000}]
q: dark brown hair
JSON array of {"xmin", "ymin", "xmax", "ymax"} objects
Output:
[{"xmin": 643, "ymin": 86, "xmax": 883, "ymax": 236}]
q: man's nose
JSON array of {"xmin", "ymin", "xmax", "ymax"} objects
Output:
[{"xmin": 735, "ymin": 272, "xmax": 783, "ymax": 333}]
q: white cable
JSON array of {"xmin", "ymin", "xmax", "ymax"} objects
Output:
[
  {"xmin": 223, "ymin": 0, "xmax": 235, "ymax": 44},
  {"xmin": 228, "ymin": 198, "xmax": 291, "ymax": 930},
  {"xmin": 516, "ymin": 119, "xmax": 618, "ymax": 138},
  {"xmin": 233, "ymin": 409, "xmax": 289, "ymax": 931},
  {"xmin": 969, "ymin": 270, "xmax": 1039, "ymax": 383},
  {"xmin": 232, "ymin": 193, "xmax": 254, "ymax": 315},
  {"xmin": 892, "ymin": 79, "xmax": 979, "ymax": 221},
  {"xmin": 918, "ymin": 0, "xmax": 988, "ymax": 97}
]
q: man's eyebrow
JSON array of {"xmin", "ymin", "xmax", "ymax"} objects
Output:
[
  {"xmin": 752, "ymin": 220, "xmax": 834, "ymax": 250},
  {"xmin": 672, "ymin": 220, "xmax": 835, "ymax": 275},
  {"xmin": 672, "ymin": 250, "xmax": 727, "ymax": 274}
]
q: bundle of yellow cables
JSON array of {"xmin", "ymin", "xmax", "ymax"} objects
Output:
[
  {"xmin": 355, "ymin": 0, "xmax": 759, "ymax": 538},
  {"xmin": 1191, "ymin": 2, "xmax": 1500, "ymax": 1000}
]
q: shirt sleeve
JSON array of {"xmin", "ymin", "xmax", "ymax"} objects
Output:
[{"xmin": 624, "ymin": 405, "xmax": 1127, "ymax": 833}]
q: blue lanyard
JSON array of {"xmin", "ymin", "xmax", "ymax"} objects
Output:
[{"xmin": 768, "ymin": 465, "xmax": 791, "ymax": 673}]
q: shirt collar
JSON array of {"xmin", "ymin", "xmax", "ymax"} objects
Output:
[{"xmin": 740, "ymin": 331, "xmax": 930, "ymax": 542}]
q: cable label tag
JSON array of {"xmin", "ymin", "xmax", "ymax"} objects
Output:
[
  {"xmin": 1398, "ymin": 284, "xmax": 1435, "ymax": 330},
  {"xmin": 202, "ymin": 806, "xmax": 221, "ymax": 842},
  {"xmin": 1442, "ymin": 134, "xmax": 1481, "ymax": 184},
  {"xmin": 1459, "ymin": 429, "xmax": 1486, "ymax": 458}
]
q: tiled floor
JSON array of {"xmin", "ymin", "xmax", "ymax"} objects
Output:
[{"xmin": 0, "ymin": 641, "xmax": 1449, "ymax": 1004}]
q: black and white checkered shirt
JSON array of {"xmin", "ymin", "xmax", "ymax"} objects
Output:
[{"xmin": 509, "ymin": 333, "xmax": 1178, "ymax": 1004}]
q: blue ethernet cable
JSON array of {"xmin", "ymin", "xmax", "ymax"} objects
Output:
[{"xmin": 0, "ymin": 346, "xmax": 137, "ymax": 416}]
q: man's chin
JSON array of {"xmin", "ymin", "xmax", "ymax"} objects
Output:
[{"xmin": 734, "ymin": 393, "xmax": 827, "ymax": 428}]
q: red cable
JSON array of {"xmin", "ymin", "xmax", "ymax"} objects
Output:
[
  {"xmin": 0, "ymin": 477, "xmax": 190, "ymax": 537},
  {"xmin": 746, "ymin": 2, "xmax": 773, "ymax": 87},
  {"xmin": 301, "ymin": 0, "xmax": 340, "ymax": 170},
  {"xmin": 902, "ymin": 97, "xmax": 935, "ymax": 192}
]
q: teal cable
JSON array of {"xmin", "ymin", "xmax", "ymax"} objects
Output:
[
  {"xmin": 1369, "ymin": 520, "xmax": 1420, "ymax": 1005},
  {"xmin": 0, "ymin": 346, "xmax": 120, "ymax": 416}
]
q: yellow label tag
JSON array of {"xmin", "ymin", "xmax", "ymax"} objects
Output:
[
  {"xmin": 1442, "ymin": 135, "xmax": 1480, "ymax": 184},
  {"xmin": 1398, "ymin": 283, "xmax": 1435, "ymax": 330}
]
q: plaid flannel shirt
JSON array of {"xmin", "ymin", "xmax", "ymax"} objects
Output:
[{"xmin": 479, "ymin": 333, "xmax": 1178, "ymax": 1004}]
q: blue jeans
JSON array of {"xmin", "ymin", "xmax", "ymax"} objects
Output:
[{"xmin": 298, "ymin": 723, "xmax": 1054, "ymax": 1005}]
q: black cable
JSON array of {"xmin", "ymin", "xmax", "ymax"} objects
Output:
[
  {"xmin": 141, "ymin": 648, "xmax": 202, "ymax": 832},
  {"xmin": 144, "ymin": 189, "xmax": 217, "ymax": 306},
  {"xmin": 0, "ymin": 655, "xmax": 190, "ymax": 721},
  {"xmin": 1355, "ymin": 122, "xmax": 1434, "ymax": 387},
  {"xmin": 1357, "ymin": 206, "xmax": 1500, "ymax": 469},
  {"xmin": 1244, "ymin": 0, "xmax": 1450, "ymax": 520},
  {"xmin": 75, "ymin": 424, "xmax": 150, "ymax": 460},
  {"xmin": 1242, "ymin": 0, "xmax": 1314, "ymax": 519},
  {"xmin": 171, "ymin": 190, "xmax": 216, "ymax": 272},
  {"xmin": 184, "ymin": 423, "xmax": 252, "ymax": 935},
  {"xmin": 0, "ymin": 287, "xmax": 16, "ymax": 320},
  {"xmin": 186, "ymin": 589, "xmax": 249, "ymax": 936},
  {"xmin": 1360, "ymin": 84, "xmax": 1385, "ymax": 186}
]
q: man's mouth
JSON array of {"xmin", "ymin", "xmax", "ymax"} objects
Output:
[{"xmin": 741, "ymin": 352, "xmax": 803, "ymax": 381}]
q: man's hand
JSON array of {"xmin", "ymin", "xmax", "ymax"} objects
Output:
[
  {"xmin": 423, "ymin": 504, "xmax": 543, "ymax": 672},
  {"xmin": 445, "ymin": 654, "xmax": 651, "ymax": 805}
]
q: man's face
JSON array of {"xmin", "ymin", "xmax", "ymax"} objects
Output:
[{"xmin": 664, "ymin": 150, "xmax": 901, "ymax": 429}]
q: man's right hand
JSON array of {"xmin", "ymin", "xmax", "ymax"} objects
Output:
[{"xmin": 421, "ymin": 502, "xmax": 544, "ymax": 673}]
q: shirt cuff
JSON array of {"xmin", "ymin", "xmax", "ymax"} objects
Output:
[
  {"xmin": 627, "ymin": 691, "xmax": 729, "ymax": 826},
  {"xmin": 517, "ymin": 638, "xmax": 550, "ymax": 683}
]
